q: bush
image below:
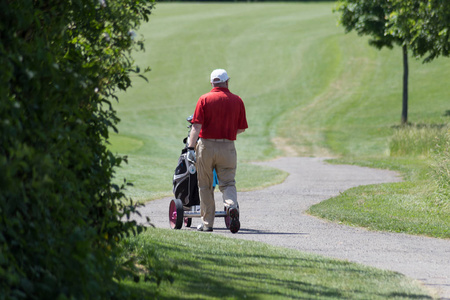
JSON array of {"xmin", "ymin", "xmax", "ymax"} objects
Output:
[{"xmin": 0, "ymin": 0, "xmax": 154, "ymax": 299}]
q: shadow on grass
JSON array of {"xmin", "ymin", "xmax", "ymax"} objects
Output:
[
  {"xmin": 121, "ymin": 240, "xmax": 432, "ymax": 299},
  {"xmin": 391, "ymin": 122, "xmax": 448, "ymax": 129}
]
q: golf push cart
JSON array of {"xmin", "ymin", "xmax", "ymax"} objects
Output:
[{"xmin": 170, "ymin": 116, "xmax": 233, "ymax": 231}]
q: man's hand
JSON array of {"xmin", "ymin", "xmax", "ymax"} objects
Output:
[
  {"xmin": 187, "ymin": 123, "xmax": 201, "ymax": 164},
  {"xmin": 187, "ymin": 148, "xmax": 196, "ymax": 163}
]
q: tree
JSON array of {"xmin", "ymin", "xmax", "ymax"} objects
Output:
[
  {"xmin": 335, "ymin": 0, "xmax": 411, "ymax": 124},
  {"xmin": 335, "ymin": 0, "xmax": 450, "ymax": 124},
  {"xmin": 385, "ymin": 0, "xmax": 449, "ymax": 124},
  {"xmin": 0, "ymin": 0, "xmax": 154, "ymax": 299},
  {"xmin": 387, "ymin": 0, "xmax": 450, "ymax": 62}
]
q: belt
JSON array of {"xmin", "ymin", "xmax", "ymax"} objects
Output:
[{"xmin": 201, "ymin": 138, "xmax": 233, "ymax": 142}]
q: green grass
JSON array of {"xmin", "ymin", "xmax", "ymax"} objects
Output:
[
  {"xmin": 430, "ymin": 130, "xmax": 450, "ymax": 206},
  {"xmin": 309, "ymin": 179, "xmax": 449, "ymax": 238},
  {"xmin": 118, "ymin": 228, "xmax": 432, "ymax": 299},
  {"xmin": 389, "ymin": 124, "xmax": 449, "ymax": 157},
  {"xmin": 309, "ymin": 153, "xmax": 450, "ymax": 238}
]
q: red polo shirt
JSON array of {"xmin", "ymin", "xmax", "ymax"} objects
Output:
[{"xmin": 192, "ymin": 87, "xmax": 248, "ymax": 140}]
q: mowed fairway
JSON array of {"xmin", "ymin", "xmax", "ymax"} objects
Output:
[{"xmin": 111, "ymin": 3, "xmax": 450, "ymax": 201}]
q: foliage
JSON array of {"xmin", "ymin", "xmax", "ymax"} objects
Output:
[
  {"xmin": 334, "ymin": 0, "xmax": 398, "ymax": 49},
  {"xmin": 335, "ymin": 0, "xmax": 450, "ymax": 65},
  {"xmin": 0, "ymin": 0, "xmax": 154, "ymax": 299},
  {"xmin": 335, "ymin": 0, "xmax": 450, "ymax": 59},
  {"xmin": 119, "ymin": 234, "xmax": 176, "ymax": 288},
  {"xmin": 387, "ymin": 0, "xmax": 450, "ymax": 62},
  {"xmin": 157, "ymin": 0, "xmax": 332, "ymax": 2}
]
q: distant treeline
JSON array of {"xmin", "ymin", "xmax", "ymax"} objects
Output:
[{"xmin": 157, "ymin": 0, "xmax": 333, "ymax": 2}]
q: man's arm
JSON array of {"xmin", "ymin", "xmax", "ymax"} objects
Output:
[
  {"xmin": 237, "ymin": 129, "xmax": 246, "ymax": 135},
  {"xmin": 188, "ymin": 123, "xmax": 202, "ymax": 148}
]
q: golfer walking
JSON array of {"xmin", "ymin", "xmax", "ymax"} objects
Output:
[{"xmin": 187, "ymin": 69, "xmax": 248, "ymax": 233}]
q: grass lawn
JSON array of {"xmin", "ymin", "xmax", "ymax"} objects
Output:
[
  {"xmin": 119, "ymin": 228, "xmax": 433, "ymax": 299},
  {"xmin": 309, "ymin": 156, "xmax": 450, "ymax": 238}
]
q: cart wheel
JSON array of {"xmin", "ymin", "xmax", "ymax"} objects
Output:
[
  {"xmin": 184, "ymin": 217, "xmax": 192, "ymax": 228},
  {"xmin": 169, "ymin": 199, "xmax": 184, "ymax": 229},
  {"xmin": 224, "ymin": 206, "xmax": 231, "ymax": 229}
]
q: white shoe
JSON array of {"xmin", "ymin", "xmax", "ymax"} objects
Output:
[{"xmin": 197, "ymin": 224, "xmax": 213, "ymax": 232}]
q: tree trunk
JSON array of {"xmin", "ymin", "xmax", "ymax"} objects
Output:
[{"xmin": 401, "ymin": 45, "xmax": 409, "ymax": 125}]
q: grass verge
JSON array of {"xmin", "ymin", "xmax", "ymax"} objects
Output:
[
  {"xmin": 308, "ymin": 126, "xmax": 450, "ymax": 239},
  {"xmin": 118, "ymin": 228, "xmax": 433, "ymax": 299}
]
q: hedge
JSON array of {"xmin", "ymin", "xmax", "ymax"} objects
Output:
[{"xmin": 0, "ymin": 0, "xmax": 154, "ymax": 299}]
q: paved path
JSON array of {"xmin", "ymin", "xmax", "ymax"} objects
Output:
[{"xmin": 132, "ymin": 157, "xmax": 450, "ymax": 299}]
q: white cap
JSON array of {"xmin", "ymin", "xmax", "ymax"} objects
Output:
[{"xmin": 210, "ymin": 69, "xmax": 229, "ymax": 83}]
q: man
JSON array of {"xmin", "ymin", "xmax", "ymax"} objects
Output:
[{"xmin": 187, "ymin": 69, "xmax": 248, "ymax": 233}]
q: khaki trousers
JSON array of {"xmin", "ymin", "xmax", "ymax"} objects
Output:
[{"xmin": 196, "ymin": 138, "xmax": 238, "ymax": 227}]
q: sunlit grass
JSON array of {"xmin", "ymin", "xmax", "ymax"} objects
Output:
[
  {"xmin": 430, "ymin": 129, "xmax": 450, "ymax": 208},
  {"xmin": 309, "ymin": 179, "xmax": 450, "ymax": 238},
  {"xmin": 389, "ymin": 124, "xmax": 448, "ymax": 157},
  {"xmin": 119, "ymin": 228, "xmax": 432, "ymax": 299}
]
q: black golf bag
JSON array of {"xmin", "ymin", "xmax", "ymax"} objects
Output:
[
  {"xmin": 172, "ymin": 115, "xmax": 218, "ymax": 207},
  {"xmin": 173, "ymin": 148, "xmax": 200, "ymax": 207},
  {"xmin": 173, "ymin": 115, "xmax": 199, "ymax": 207}
]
